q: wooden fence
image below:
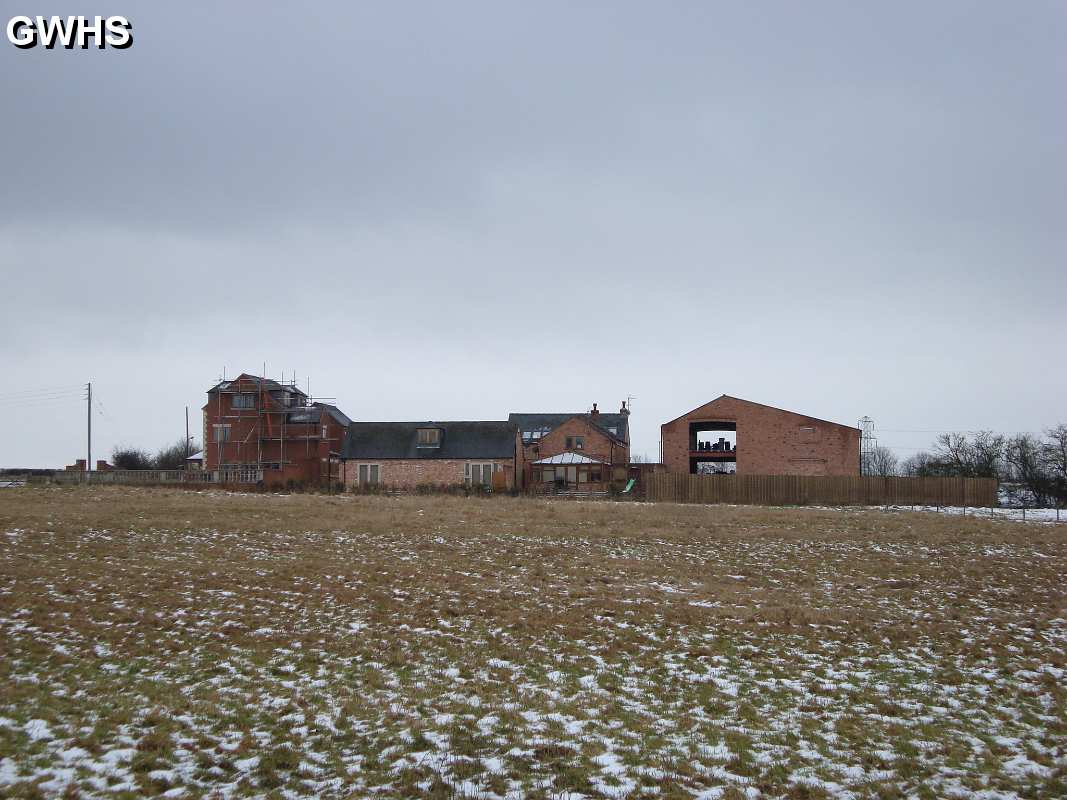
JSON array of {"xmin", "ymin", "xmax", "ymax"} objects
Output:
[
  {"xmin": 51, "ymin": 468, "xmax": 263, "ymax": 486},
  {"xmin": 645, "ymin": 473, "xmax": 998, "ymax": 508}
]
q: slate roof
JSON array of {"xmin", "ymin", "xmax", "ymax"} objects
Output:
[
  {"xmin": 341, "ymin": 421, "xmax": 516, "ymax": 460},
  {"xmin": 287, "ymin": 403, "xmax": 352, "ymax": 426},
  {"xmin": 508, "ymin": 412, "xmax": 628, "ymax": 444},
  {"xmin": 207, "ymin": 374, "xmax": 308, "ymax": 397}
]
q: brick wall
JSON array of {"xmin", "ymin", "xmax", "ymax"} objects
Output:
[
  {"xmin": 661, "ymin": 396, "xmax": 860, "ymax": 477},
  {"xmin": 342, "ymin": 458, "xmax": 514, "ymax": 490},
  {"xmin": 539, "ymin": 417, "xmax": 627, "ymax": 464}
]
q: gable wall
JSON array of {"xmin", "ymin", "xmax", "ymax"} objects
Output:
[{"xmin": 660, "ymin": 396, "xmax": 860, "ymax": 476}]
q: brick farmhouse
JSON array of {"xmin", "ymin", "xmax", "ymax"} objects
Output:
[
  {"xmin": 340, "ymin": 421, "xmax": 517, "ymax": 490},
  {"xmin": 202, "ymin": 374, "xmax": 350, "ymax": 487},
  {"xmin": 511, "ymin": 404, "xmax": 630, "ymax": 491}
]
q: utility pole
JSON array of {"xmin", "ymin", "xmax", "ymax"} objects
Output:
[
  {"xmin": 185, "ymin": 406, "xmax": 190, "ymax": 458},
  {"xmin": 86, "ymin": 382, "xmax": 92, "ymax": 483}
]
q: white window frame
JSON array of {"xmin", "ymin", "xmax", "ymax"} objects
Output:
[
  {"xmin": 212, "ymin": 424, "xmax": 231, "ymax": 443},
  {"xmin": 465, "ymin": 461, "xmax": 497, "ymax": 487},
  {"xmin": 356, "ymin": 463, "xmax": 382, "ymax": 486}
]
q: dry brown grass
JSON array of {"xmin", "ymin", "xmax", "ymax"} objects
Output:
[{"xmin": 0, "ymin": 486, "xmax": 1065, "ymax": 798}]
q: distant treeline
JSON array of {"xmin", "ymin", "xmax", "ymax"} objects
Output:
[{"xmin": 863, "ymin": 426, "xmax": 1067, "ymax": 506}]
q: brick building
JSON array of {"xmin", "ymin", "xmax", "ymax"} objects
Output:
[
  {"xmin": 203, "ymin": 374, "xmax": 351, "ymax": 487},
  {"xmin": 340, "ymin": 421, "xmax": 517, "ymax": 490},
  {"xmin": 511, "ymin": 403, "xmax": 630, "ymax": 490},
  {"xmin": 661, "ymin": 395, "xmax": 860, "ymax": 477}
]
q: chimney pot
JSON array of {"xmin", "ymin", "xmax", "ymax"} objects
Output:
[{"xmin": 590, "ymin": 403, "xmax": 599, "ymax": 418}]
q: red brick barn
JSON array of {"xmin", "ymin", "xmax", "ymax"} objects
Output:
[
  {"xmin": 660, "ymin": 395, "xmax": 860, "ymax": 477},
  {"xmin": 511, "ymin": 404, "xmax": 631, "ymax": 491},
  {"xmin": 203, "ymin": 374, "xmax": 351, "ymax": 487},
  {"xmin": 340, "ymin": 421, "xmax": 518, "ymax": 490}
]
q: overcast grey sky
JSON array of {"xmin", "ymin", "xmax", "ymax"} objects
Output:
[{"xmin": 1, "ymin": 2, "xmax": 1064, "ymax": 468}]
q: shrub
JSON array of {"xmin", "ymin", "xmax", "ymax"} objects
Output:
[{"xmin": 112, "ymin": 446, "xmax": 153, "ymax": 471}]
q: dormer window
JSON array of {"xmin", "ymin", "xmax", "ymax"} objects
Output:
[
  {"xmin": 522, "ymin": 427, "xmax": 551, "ymax": 444},
  {"xmin": 416, "ymin": 428, "xmax": 441, "ymax": 448}
]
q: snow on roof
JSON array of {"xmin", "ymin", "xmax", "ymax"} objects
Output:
[
  {"xmin": 532, "ymin": 452, "xmax": 606, "ymax": 465},
  {"xmin": 186, "ymin": 451, "xmax": 204, "ymax": 461}
]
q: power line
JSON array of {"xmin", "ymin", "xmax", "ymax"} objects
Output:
[
  {"xmin": 0, "ymin": 395, "xmax": 86, "ymax": 408},
  {"xmin": 0, "ymin": 389, "xmax": 86, "ymax": 401},
  {"xmin": 0, "ymin": 384, "xmax": 85, "ymax": 399},
  {"xmin": 877, "ymin": 428, "xmax": 1047, "ymax": 435}
]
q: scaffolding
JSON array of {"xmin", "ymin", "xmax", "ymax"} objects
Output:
[{"xmin": 210, "ymin": 370, "xmax": 339, "ymax": 476}]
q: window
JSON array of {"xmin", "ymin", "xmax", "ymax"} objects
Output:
[
  {"xmin": 541, "ymin": 467, "xmax": 555, "ymax": 483},
  {"xmin": 522, "ymin": 427, "xmax": 551, "ymax": 444},
  {"xmin": 270, "ymin": 390, "xmax": 293, "ymax": 407},
  {"xmin": 357, "ymin": 464, "xmax": 381, "ymax": 486},
  {"xmin": 466, "ymin": 462, "xmax": 495, "ymax": 486},
  {"xmin": 607, "ymin": 427, "xmax": 617, "ymax": 436},
  {"xmin": 232, "ymin": 394, "xmax": 255, "ymax": 409},
  {"xmin": 212, "ymin": 424, "xmax": 231, "ymax": 443},
  {"xmin": 416, "ymin": 428, "xmax": 441, "ymax": 447},
  {"xmin": 321, "ymin": 425, "xmax": 328, "ymax": 439},
  {"xmin": 566, "ymin": 436, "xmax": 585, "ymax": 450}
]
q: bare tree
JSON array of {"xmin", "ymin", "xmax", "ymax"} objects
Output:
[
  {"xmin": 154, "ymin": 437, "xmax": 197, "ymax": 470},
  {"xmin": 932, "ymin": 431, "xmax": 1004, "ymax": 478},
  {"xmin": 900, "ymin": 451, "xmax": 937, "ymax": 477},
  {"xmin": 863, "ymin": 445, "xmax": 899, "ymax": 477},
  {"xmin": 1044, "ymin": 424, "xmax": 1067, "ymax": 507},
  {"xmin": 1004, "ymin": 434, "xmax": 1049, "ymax": 506}
]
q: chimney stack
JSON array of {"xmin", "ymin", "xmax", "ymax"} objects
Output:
[
  {"xmin": 620, "ymin": 401, "xmax": 630, "ymax": 416},
  {"xmin": 590, "ymin": 402, "xmax": 600, "ymax": 418}
]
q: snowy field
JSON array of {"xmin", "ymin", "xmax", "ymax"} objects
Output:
[{"xmin": 0, "ymin": 487, "xmax": 1065, "ymax": 799}]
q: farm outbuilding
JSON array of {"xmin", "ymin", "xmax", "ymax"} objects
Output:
[{"xmin": 660, "ymin": 395, "xmax": 860, "ymax": 477}]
